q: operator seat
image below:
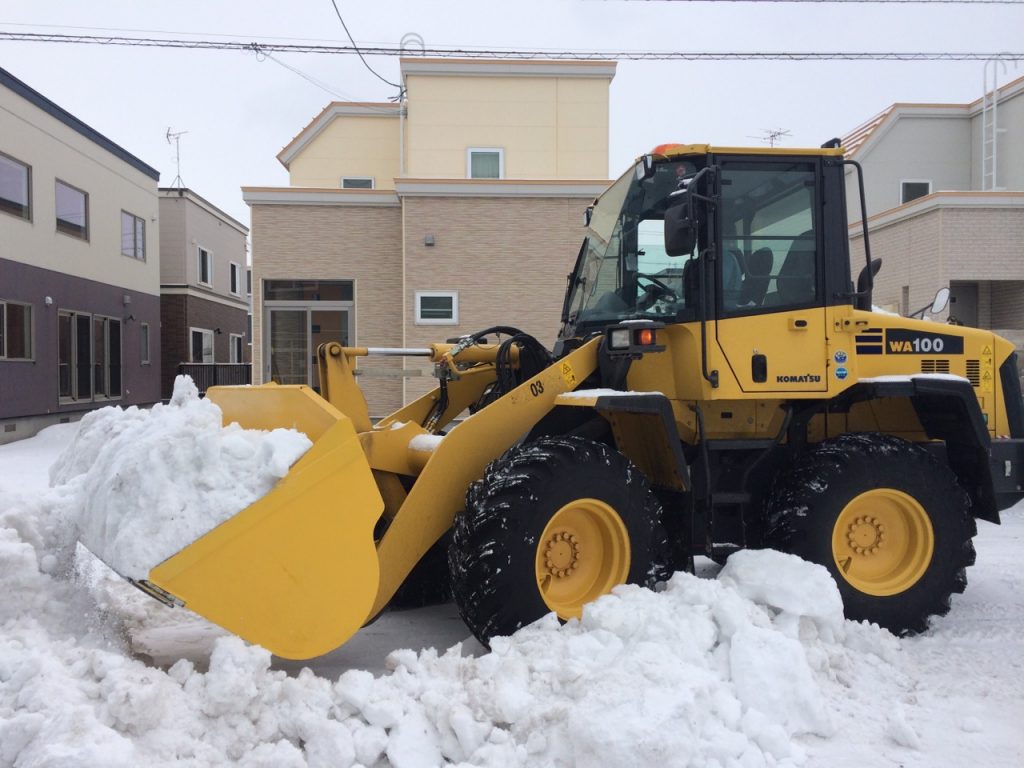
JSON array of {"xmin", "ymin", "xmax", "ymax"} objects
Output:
[
  {"xmin": 774, "ymin": 231, "xmax": 816, "ymax": 305},
  {"xmin": 738, "ymin": 247, "xmax": 774, "ymax": 307}
]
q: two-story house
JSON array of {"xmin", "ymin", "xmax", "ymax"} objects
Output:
[
  {"xmin": 157, "ymin": 187, "xmax": 250, "ymax": 399},
  {"xmin": 0, "ymin": 67, "xmax": 161, "ymax": 443},
  {"xmin": 843, "ymin": 72, "xmax": 1024, "ymax": 341},
  {"xmin": 243, "ymin": 58, "xmax": 615, "ymax": 415}
]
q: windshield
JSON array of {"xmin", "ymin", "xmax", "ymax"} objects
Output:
[{"xmin": 564, "ymin": 157, "xmax": 703, "ymax": 332}]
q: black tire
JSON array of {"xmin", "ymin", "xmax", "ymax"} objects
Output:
[
  {"xmin": 388, "ymin": 534, "xmax": 453, "ymax": 609},
  {"xmin": 449, "ymin": 436, "xmax": 675, "ymax": 647},
  {"xmin": 765, "ymin": 433, "xmax": 976, "ymax": 634}
]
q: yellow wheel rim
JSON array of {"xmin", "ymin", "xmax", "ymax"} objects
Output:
[
  {"xmin": 534, "ymin": 498, "xmax": 631, "ymax": 619},
  {"xmin": 831, "ymin": 488, "xmax": 934, "ymax": 596}
]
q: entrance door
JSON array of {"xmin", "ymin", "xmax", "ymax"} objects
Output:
[
  {"xmin": 310, "ymin": 309, "xmax": 350, "ymax": 391},
  {"xmin": 268, "ymin": 309, "xmax": 308, "ymax": 385}
]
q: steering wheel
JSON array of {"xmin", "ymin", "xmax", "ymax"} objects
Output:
[{"xmin": 637, "ymin": 273, "xmax": 679, "ymax": 302}]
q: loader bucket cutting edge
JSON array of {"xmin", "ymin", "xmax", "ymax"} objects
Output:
[{"xmin": 147, "ymin": 385, "xmax": 384, "ymax": 660}]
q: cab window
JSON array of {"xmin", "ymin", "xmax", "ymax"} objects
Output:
[{"xmin": 718, "ymin": 161, "xmax": 819, "ymax": 314}]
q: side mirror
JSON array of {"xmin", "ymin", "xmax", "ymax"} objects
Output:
[
  {"xmin": 664, "ymin": 200, "xmax": 696, "ymax": 256},
  {"xmin": 583, "ymin": 205, "xmax": 594, "ymax": 227},
  {"xmin": 931, "ymin": 287, "xmax": 950, "ymax": 315},
  {"xmin": 636, "ymin": 154, "xmax": 656, "ymax": 181}
]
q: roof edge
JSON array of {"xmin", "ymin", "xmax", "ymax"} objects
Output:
[{"xmin": 0, "ymin": 66, "xmax": 160, "ymax": 181}]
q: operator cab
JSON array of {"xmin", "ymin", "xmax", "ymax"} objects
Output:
[{"xmin": 558, "ymin": 144, "xmax": 855, "ymax": 393}]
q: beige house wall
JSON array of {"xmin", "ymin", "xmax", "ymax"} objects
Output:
[
  {"xmin": 851, "ymin": 202, "xmax": 1024, "ymax": 325},
  {"xmin": 404, "ymin": 75, "xmax": 610, "ymax": 180},
  {"xmin": 287, "ymin": 115, "xmax": 401, "ymax": 190},
  {"xmin": 941, "ymin": 207, "xmax": 1024, "ymax": 281},
  {"xmin": 249, "ymin": 202, "xmax": 404, "ymax": 417},
  {"xmin": 0, "ymin": 85, "xmax": 159, "ymax": 296},
  {"xmin": 850, "ymin": 208, "xmax": 947, "ymax": 319},
  {"xmin": 402, "ymin": 195, "xmax": 588, "ymax": 401}
]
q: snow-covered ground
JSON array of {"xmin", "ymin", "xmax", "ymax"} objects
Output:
[{"xmin": 0, "ymin": 411, "xmax": 1022, "ymax": 767}]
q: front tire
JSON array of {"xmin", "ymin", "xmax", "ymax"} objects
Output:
[
  {"xmin": 766, "ymin": 433, "xmax": 976, "ymax": 634},
  {"xmin": 449, "ymin": 436, "xmax": 672, "ymax": 647}
]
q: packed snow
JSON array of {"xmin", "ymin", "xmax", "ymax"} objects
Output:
[
  {"xmin": 53, "ymin": 377, "xmax": 311, "ymax": 578},
  {"xmin": 0, "ymin": 403, "xmax": 1022, "ymax": 766}
]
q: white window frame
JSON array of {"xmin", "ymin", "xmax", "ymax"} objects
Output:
[
  {"xmin": 900, "ymin": 179, "xmax": 932, "ymax": 205},
  {"xmin": 140, "ymin": 321, "xmax": 150, "ymax": 365},
  {"xmin": 341, "ymin": 176, "xmax": 375, "ymax": 189},
  {"xmin": 120, "ymin": 210, "xmax": 146, "ymax": 260},
  {"xmin": 57, "ymin": 310, "xmax": 121, "ymax": 401},
  {"xmin": 0, "ymin": 151, "xmax": 32, "ymax": 222},
  {"xmin": 91, "ymin": 314, "xmax": 122, "ymax": 400},
  {"xmin": 0, "ymin": 299, "xmax": 33, "ymax": 360},
  {"xmin": 190, "ymin": 327, "xmax": 215, "ymax": 363},
  {"xmin": 229, "ymin": 261, "xmax": 242, "ymax": 296},
  {"xmin": 466, "ymin": 148, "xmax": 504, "ymax": 180},
  {"xmin": 197, "ymin": 246, "xmax": 213, "ymax": 288},
  {"xmin": 229, "ymin": 333, "xmax": 244, "ymax": 363},
  {"xmin": 55, "ymin": 179, "xmax": 89, "ymax": 240},
  {"xmin": 415, "ymin": 290, "xmax": 459, "ymax": 326}
]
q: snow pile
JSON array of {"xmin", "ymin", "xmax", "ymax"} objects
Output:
[
  {"xmin": 3, "ymin": 419, "xmax": 1019, "ymax": 766},
  {"xmin": 0, "ymin": 470, "xmax": 902, "ymax": 768},
  {"xmin": 51, "ymin": 376, "xmax": 312, "ymax": 578}
]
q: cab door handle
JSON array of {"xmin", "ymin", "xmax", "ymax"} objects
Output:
[{"xmin": 789, "ymin": 318, "xmax": 809, "ymax": 330}]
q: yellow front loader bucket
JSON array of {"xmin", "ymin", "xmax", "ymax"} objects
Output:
[{"xmin": 142, "ymin": 385, "xmax": 384, "ymax": 660}]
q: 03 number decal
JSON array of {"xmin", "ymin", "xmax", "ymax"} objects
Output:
[{"xmin": 530, "ymin": 381, "xmax": 545, "ymax": 397}]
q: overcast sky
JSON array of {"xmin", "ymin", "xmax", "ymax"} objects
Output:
[{"xmin": 2, "ymin": 0, "xmax": 1022, "ymax": 240}]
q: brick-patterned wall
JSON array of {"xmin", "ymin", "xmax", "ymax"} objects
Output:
[
  {"xmin": 249, "ymin": 203, "xmax": 403, "ymax": 417},
  {"xmin": 849, "ymin": 208, "xmax": 947, "ymax": 320},
  {"xmin": 990, "ymin": 280, "xmax": 1024, "ymax": 328},
  {"xmin": 402, "ymin": 196, "xmax": 588, "ymax": 401},
  {"xmin": 850, "ymin": 205, "xmax": 1024, "ymax": 331},
  {"xmin": 942, "ymin": 208, "xmax": 1024, "ymax": 282},
  {"xmin": 160, "ymin": 294, "xmax": 187, "ymax": 399},
  {"xmin": 160, "ymin": 293, "xmax": 250, "ymax": 399}
]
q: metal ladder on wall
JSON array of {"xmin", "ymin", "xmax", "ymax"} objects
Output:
[{"xmin": 981, "ymin": 57, "xmax": 1019, "ymax": 192}]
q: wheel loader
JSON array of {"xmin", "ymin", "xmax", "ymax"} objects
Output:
[{"xmin": 126, "ymin": 142, "xmax": 1024, "ymax": 659}]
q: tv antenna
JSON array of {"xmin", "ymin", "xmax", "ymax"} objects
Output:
[
  {"xmin": 166, "ymin": 127, "xmax": 188, "ymax": 188},
  {"xmin": 748, "ymin": 128, "xmax": 792, "ymax": 148}
]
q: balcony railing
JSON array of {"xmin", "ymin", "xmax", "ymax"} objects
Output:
[{"xmin": 176, "ymin": 363, "xmax": 251, "ymax": 395}]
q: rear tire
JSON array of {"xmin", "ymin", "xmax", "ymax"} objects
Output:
[
  {"xmin": 765, "ymin": 433, "xmax": 976, "ymax": 634},
  {"xmin": 449, "ymin": 436, "xmax": 673, "ymax": 647}
]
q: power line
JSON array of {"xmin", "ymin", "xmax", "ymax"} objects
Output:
[
  {"xmin": 325, "ymin": 0, "xmax": 402, "ymax": 90},
  {"xmin": 1, "ymin": 31, "xmax": 1021, "ymax": 61},
  {"xmin": 629, "ymin": 0, "xmax": 1024, "ymax": 3}
]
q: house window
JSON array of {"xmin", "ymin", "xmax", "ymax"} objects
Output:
[
  {"xmin": 0, "ymin": 300, "xmax": 33, "ymax": 360},
  {"xmin": 901, "ymin": 180, "xmax": 931, "ymax": 205},
  {"xmin": 197, "ymin": 247, "xmax": 213, "ymax": 287},
  {"xmin": 190, "ymin": 327, "xmax": 214, "ymax": 363},
  {"xmin": 55, "ymin": 180, "xmax": 88, "ymax": 239},
  {"xmin": 92, "ymin": 316, "xmax": 122, "ymax": 398},
  {"xmin": 467, "ymin": 148, "xmax": 504, "ymax": 179},
  {"xmin": 121, "ymin": 211, "xmax": 146, "ymax": 259},
  {"xmin": 341, "ymin": 177, "xmax": 374, "ymax": 189},
  {"xmin": 140, "ymin": 322, "xmax": 150, "ymax": 365},
  {"xmin": 57, "ymin": 311, "xmax": 120, "ymax": 400},
  {"xmin": 246, "ymin": 269, "xmax": 252, "ymax": 296},
  {"xmin": 230, "ymin": 262, "xmax": 242, "ymax": 296},
  {"xmin": 229, "ymin": 333, "xmax": 244, "ymax": 363},
  {"xmin": 415, "ymin": 291, "xmax": 459, "ymax": 325},
  {"xmin": 0, "ymin": 152, "xmax": 31, "ymax": 220}
]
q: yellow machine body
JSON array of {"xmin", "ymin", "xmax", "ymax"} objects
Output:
[{"xmin": 103, "ymin": 143, "xmax": 1024, "ymax": 658}]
